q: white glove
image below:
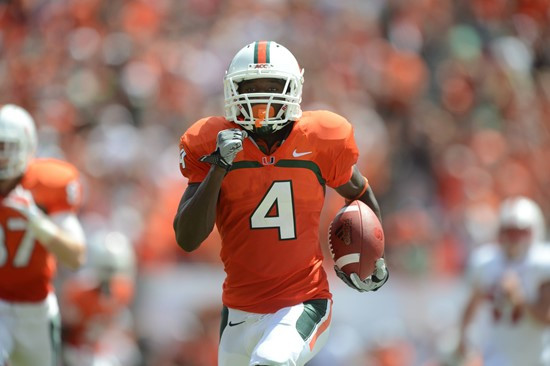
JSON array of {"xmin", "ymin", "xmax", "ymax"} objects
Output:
[
  {"xmin": 335, "ymin": 258, "xmax": 389, "ymax": 292},
  {"xmin": 3, "ymin": 188, "xmax": 59, "ymax": 247},
  {"xmin": 200, "ymin": 128, "xmax": 248, "ymax": 170}
]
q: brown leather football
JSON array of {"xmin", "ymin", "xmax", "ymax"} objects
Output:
[{"xmin": 328, "ymin": 200, "xmax": 385, "ymax": 280}]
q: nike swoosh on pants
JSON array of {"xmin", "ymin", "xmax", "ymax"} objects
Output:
[{"xmin": 228, "ymin": 320, "xmax": 245, "ymax": 327}]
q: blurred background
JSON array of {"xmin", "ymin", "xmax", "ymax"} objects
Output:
[{"xmin": 1, "ymin": 0, "xmax": 550, "ymax": 365}]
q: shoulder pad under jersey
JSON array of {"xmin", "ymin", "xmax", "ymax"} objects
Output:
[{"xmin": 22, "ymin": 158, "xmax": 82, "ymax": 214}]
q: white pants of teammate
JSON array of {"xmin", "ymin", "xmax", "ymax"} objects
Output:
[
  {"xmin": 0, "ymin": 293, "xmax": 61, "ymax": 366},
  {"xmin": 219, "ymin": 299, "xmax": 332, "ymax": 366}
]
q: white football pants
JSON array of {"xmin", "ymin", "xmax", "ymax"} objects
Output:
[
  {"xmin": 0, "ymin": 293, "xmax": 61, "ymax": 366},
  {"xmin": 218, "ymin": 299, "xmax": 332, "ymax": 366}
]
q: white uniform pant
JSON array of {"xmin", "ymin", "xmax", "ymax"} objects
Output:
[
  {"xmin": 219, "ymin": 298, "xmax": 332, "ymax": 366},
  {"xmin": 0, "ymin": 293, "xmax": 61, "ymax": 366}
]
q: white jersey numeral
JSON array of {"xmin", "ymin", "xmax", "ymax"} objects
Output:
[
  {"xmin": 0, "ymin": 218, "xmax": 36, "ymax": 268},
  {"xmin": 250, "ymin": 181, "xmax": 296, "ymax": 240}
]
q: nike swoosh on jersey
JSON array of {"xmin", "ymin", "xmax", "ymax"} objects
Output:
[
  {"xmin": 228, "ymin": 320, "xmax": 245, "ymax": 327},
  {"xmin": 292, "ymin": 149, "xmax": 312, "ymax": 157}
]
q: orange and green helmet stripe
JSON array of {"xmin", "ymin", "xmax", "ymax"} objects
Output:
[{"xmin": 254, "ymin": 41, "xmax": 271, "ymax": 63}]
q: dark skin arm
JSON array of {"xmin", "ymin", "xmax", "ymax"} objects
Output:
[
  {"xmin": 333, "ymin": 165, "xmax": 388, "ymax": 290},
  {"xmin": 335, "ymin": 165, "xmax": 382, "ymax": 223},
  {"xmin": 173, "ymin": 165, "xmax": 226, "ymax": 252}
]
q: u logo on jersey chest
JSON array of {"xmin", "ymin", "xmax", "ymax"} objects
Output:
[{"xmin": 262, "ymin": 156, "xmax": 276, "ymax": 165}]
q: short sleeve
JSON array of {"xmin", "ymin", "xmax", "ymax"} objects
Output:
[
  {"xmin": 177, "ymin": 116, "xmax": 228, "ymax": 184},
  {"xmin": 530, "ymin": 244, "xmax": 550, "ymax": 285},
  {"xmin": 308, "ymin": 111, "xmax": 359, "ymax": 188},
  {"xmin": 23, "ymin": 159, "xmax": 82, "ymax": 214},
  {"xmin": 45, "ymin": 179, "xmax": 82, "ymax": 214},
  {"xmin": 325, "ymin": 130, "xmax": 359, "ymax": 188},
  {"xmin": 179, "ymin": 134, "xmax": 210, "ymax": 183}
]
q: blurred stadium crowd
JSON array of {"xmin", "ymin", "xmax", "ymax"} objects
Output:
[{"xmin": 1, "ymin": 0, "xmax": 550, "ymax": 365}]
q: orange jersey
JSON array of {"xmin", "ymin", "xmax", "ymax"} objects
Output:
[
  {"xmin": 62, "ymin": 274, "xmax": 134, "ymax": 348},
  {"xmin": 179, "ymin": 111, "xmax": 359, "ymax": 313},
  {"xmin": 0, "ymin": 158, "xmax": 82, "ymax": 302}
]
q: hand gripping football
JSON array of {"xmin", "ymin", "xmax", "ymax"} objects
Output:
[{"xmin": 328, "ymin": 200, "xmax": 385, "ymax": 281}]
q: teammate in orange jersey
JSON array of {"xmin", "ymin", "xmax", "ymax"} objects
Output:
[
  {"xmin": 0, "ymin": 104, "xmax": 86, "ymax": 366},
  {"xmin": 173, "ymin": 41, "xmax": 389, "ymax": 366}
]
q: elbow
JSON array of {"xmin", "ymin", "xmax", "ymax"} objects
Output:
[
  {"xmin": 180, "ymin": 243, "xmax": 199, "ymax": 253},
  {"xmin": 173, "ymin": 216, "xmax": 205, "ymax": 252},
  {"xmin": 175, "ymin": 230, "xmax": 201, "ymax": 253},
  {"xmin": 173, "ymin": 211, "xmax": 216, "ymax": 252}
]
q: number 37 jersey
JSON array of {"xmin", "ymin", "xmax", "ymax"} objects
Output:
[
  {"xmin": 0, "ymin": 159, "xmax": 82, "ymax": 302},
  {"xmin": 180, "ymin": 111, "xmax": 359, "ymax": 313}
]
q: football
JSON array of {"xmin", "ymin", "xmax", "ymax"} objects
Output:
[{"xmin": 328, "ymin": 200, "xmax": 385, "ymax": 281}]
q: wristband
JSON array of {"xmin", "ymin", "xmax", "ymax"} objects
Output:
[
  {"xmin": 200, "ymin": 150, "xmax": 232, "ymax": 171},
  {"xmin": 345, "ymin": 177, "xmax": 369, "ymax": 205}
]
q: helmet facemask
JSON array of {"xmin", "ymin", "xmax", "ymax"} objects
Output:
[
  {"xmin": 224, "ymin": 71, "xmax": 303, "ymax": 133},
  {"xmin": 0, "ymin": 105, "xmax": 37, "ymax": 180},
  {"xmin": 0, "ymin": 138, "xmax": 25, "ymax": 179},
  {"xmin": 497, "ymin": 196, "xmax": 545, "ymax": 259}
]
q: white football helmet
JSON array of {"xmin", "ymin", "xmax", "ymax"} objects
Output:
[
  {"xmin": 498, "ymin": 196, "xmax": 546, "ymax": 243},
  {"xmin": 88, "ymin": 231, "xmax": 136, "ymax": 282},
  {"xmin": 0, "ymin": 104, "xmax": 37, "ymax": 179},
  {"xmin": 223, "ymin": 41, "xmax": 304, "ymax": 132}
]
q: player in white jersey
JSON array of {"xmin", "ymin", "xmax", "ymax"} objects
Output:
[{"xmin": 457, "ymin": 196, "xmax": 550, "ymax": 366}]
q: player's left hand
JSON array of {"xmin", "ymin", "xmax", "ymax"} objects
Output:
[
  {"xmin": 335, "ymin": 258, "xmax": 389, "ymax": 292},
  {"xmin": 3, "ymin": 189, "xmax": 59, "ymax": 247}
]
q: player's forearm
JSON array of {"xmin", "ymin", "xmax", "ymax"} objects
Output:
[
  {"xmin": 336, "ymin": 167, "xmax": 382, "ymax": 223},
  {"xmin": 460, "ymin": 290, "xmax": 482, "ymax": 334},
  {"xmin": 28, "ymin": 212, "xmax": 86, "ymax": 269},
  {"xmin": 456, "ymin": 292, "xmax": 482, "ymax": 356},
  {"xmin": 357, "ymin": 186, "xmax": 382, "ymax": 223},
  {"xmin": 174, "ymin": 165, "xmax": 225, "ymax": 251},
  {"xmin": 42, "ymin": 233, "xmax": 86, "ymax": 270}
]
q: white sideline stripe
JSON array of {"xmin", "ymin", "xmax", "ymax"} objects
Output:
[
  {"xmin": 335, "ymin": 254, "xmax": 360, "ymax": 268},
  {"xmin": 337, "ymin": 205, "xmax": 359, "ymax": 216}
]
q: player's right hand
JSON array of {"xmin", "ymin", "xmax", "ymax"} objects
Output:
[
  {"xmin": 3, "ymin": 188, "xmax": 59, "ymax": 247},
  {"xmin": 3, "ymin": 188, "xmax": 40, "ymax": 217},
  {"xmin": 200, "ymin": 128, "xmax": 248, "ymax": 170}
]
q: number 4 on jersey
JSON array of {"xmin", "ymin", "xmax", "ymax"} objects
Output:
[{"xmin": 250, "ymin": 181, "xmax": 297, "ymax": 240}]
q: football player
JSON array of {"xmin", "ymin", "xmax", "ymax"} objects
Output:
[
  {"xmin": 0, "ymin": 104, "xmax": 86, "ymax": 366},
  {"xmin": 457, "ymin": 196, "xmax": 550, "ymax": 366},
  {"xmin": 173, "ymin": 41, "xmax": 389, "ymax": 365}
]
